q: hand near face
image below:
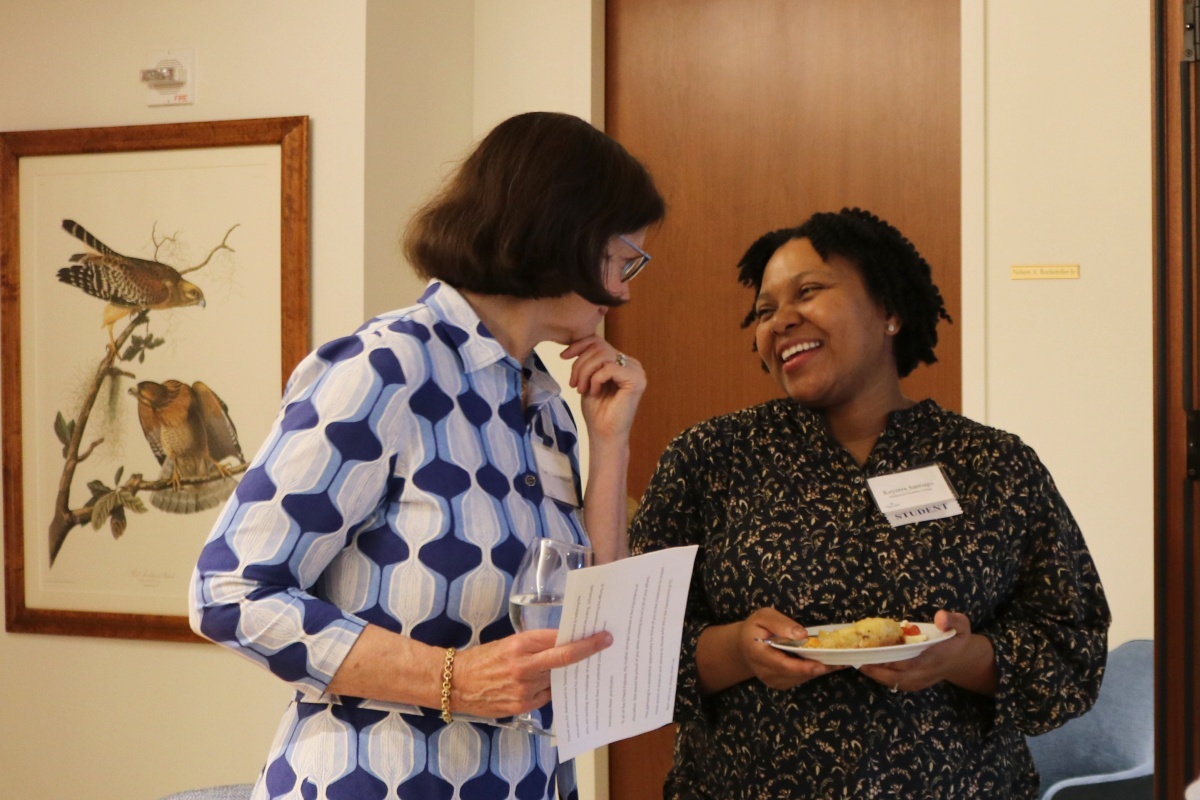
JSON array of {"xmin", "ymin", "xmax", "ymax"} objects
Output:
[
  {"xmin": 858, "ymin": 610, "xmax": 995, "ymax": 694},
  {"xmin": 560, "ymin": 335, "xmax": 646, "ymax": 442}
]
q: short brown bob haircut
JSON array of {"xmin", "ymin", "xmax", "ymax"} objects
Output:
[{"xmin": 404, "ymin": 112, "xmax": 665, "ymax": 306}]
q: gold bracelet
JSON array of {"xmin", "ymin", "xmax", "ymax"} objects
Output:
[{"xmin": 440, "ymin": 646, "xmax": 456, "ymax": 724}]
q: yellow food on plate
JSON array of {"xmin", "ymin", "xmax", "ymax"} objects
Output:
[{"xmin": 803, "ymin": 617, "xmax": 906, "ymax": 649}]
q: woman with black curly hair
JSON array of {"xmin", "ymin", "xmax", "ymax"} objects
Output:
[{"xmin": 631, "ymin": 208, "xmax": 1110, "ymax": 798}]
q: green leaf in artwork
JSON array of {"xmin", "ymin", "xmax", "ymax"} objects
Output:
[
  {"xmin": 54, "ymin": 412, "xmax": 75, "ymax": 456},
  {"xmin": 120, "ymin": 492, "xmax": 148, "ymax": 514},
  {"xmin": 91, "ymin": 492, "xmax": 117, "ymax": 530}
]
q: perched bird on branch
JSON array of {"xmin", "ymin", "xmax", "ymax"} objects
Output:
[
  {"xmin": 130, "ymin": 379, "xmax": 244, "ymax": 514},
  {"xmin": 57, "ymin": 219, "xmax": 206, "ymax": 349}
]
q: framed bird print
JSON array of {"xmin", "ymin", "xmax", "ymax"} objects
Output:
[{"xmin": 1, "ymin": 117, "xmax": 309, "ymax": 641}]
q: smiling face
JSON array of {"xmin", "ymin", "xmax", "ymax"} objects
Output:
[{"xmin": 753, "ymin": 237, "xmax": 901, "ymax": 411}]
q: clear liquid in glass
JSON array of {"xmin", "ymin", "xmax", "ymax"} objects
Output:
[{"xmin": 509, "ymin": 593, "xmax": 564, "ymax": 632}]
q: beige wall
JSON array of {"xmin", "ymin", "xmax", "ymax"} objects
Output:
[
  {"xmin": 961, "ymin": 0, "xmax": 1153, "ymax": 649},
  {"xmin": 363, "ymin": 0, "xmax": 474, "ymax": 321},
  {"xmin": 0, "ymin": 1, "xmax": 1154, "ymax": 798}
]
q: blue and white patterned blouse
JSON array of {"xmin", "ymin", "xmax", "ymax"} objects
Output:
[{"xmin": 191, "ymin": 280, "xmax": 587, "ymax": 800}]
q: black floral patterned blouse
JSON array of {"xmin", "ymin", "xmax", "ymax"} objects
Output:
[{"xmin": 630, "ymin": 399, "xmax": 1110, "ymax": 800}]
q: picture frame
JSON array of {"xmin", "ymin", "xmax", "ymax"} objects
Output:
[{"xmin": 1, "ymin": 117, "xmax": 310, "ymax": 642}]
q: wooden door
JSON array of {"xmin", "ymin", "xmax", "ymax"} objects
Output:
[
  {"xmin": 1155, "ymin": 1, "xmax": 1200, "ymax": 797},
  {"xmin": 605, "ymin": 1, "xmax": 961, "ymax": 796}
]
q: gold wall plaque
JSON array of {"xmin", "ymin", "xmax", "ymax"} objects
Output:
[{"xmin": 1010, "ymin": 264, "xmax": 1081, "ymax": 280}]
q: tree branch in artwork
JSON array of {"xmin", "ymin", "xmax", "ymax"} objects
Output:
[{"xmin": 48, "ymin": 223, "xmax": 246, "ymax": 565}]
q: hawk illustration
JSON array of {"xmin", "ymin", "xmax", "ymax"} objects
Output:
[
  {"xmin": 57, "ymin": 219, "xmax": 206, "ymax": 349},
  {"xmin": 129, "ymin": 379, "xmax": 245, "ymax": 514}
]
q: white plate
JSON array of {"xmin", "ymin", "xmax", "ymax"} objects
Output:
[{"xmin": 766, "ymin": 622, "xmax": 955, "ymax": 666}]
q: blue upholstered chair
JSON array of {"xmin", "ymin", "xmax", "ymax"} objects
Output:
[
  {"xmin": 1025, "ymin": 639, "xmax": 1153, "ymax": 800},
  {"xmin": 159, "ymin": 784, "xmax": 254, "ymax": 800}
]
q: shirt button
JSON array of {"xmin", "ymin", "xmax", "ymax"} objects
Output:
[{"xmin": 524, "ymin": 475, "xmax": 538, "ymax": 487}]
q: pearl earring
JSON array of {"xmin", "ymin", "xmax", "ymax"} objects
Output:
[{"xmin": 887, "ymin": 324, "xmax": 896, "ymax": 333}]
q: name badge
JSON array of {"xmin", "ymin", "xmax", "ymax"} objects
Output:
[
  {"xmin": 866, "ymin": 463, "xmax": 962, "ymax": 527},
  {"xmin": 533, "ymin": 441, "xmax": 579, "ymax": 507}
]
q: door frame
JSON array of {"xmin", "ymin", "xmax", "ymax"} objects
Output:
[{"xmin": 1153, "ymin": 0, "xmax": 1200, "ymax": 796}]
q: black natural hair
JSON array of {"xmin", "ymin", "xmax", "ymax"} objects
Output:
[
  {"xmin": 404, "ymin": 111, "xmax": 665, "ymax": 306},
  {"xmin": 736, "ymin": 208, "xmax": 951, "ymax": 377}
]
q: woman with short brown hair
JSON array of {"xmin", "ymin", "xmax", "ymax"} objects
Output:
[{"xmin": 193, "ymin": 111, "xmax": 664, "ymax": 800}]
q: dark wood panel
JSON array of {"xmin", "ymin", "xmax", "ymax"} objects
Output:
[
  {"xmin": 1155, "ymin": 1, "xmax": 1200, "ymax": 796},
  {"xmin": 608, "ymin": 724, "xmax": 674, "ymax": 800},
  {"xmin": 606, "ymin": 1, "xmax": 960, "ymax": 796}
]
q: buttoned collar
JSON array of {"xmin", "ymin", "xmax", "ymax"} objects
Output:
[{"xmin": 420, "ymin": 280, "xmax": 561, "ymax": 402}]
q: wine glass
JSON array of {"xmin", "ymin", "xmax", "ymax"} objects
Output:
[{"xmin": 506, "ymin": 537, "xmax": 593, "ymax": 735}]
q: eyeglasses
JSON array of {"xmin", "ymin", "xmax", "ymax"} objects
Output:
[{"xmin": 618, "ymin": 235, "xmax": 652, "ymax": 282}]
